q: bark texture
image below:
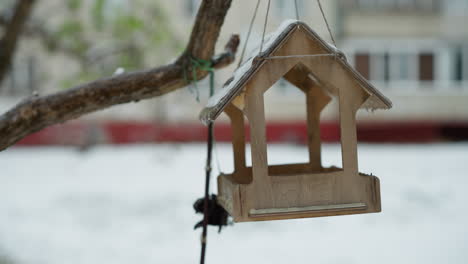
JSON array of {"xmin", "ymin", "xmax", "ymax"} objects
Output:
[
  {"xmin": 0, "ymin": 0, "xmax": 237, "ymax": 151},
  {"xmin": 0, "ymin": 0, "xmax": 36, "ymax": 84}
]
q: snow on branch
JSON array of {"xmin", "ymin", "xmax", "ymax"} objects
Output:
[{"xmin": 0, "ymin": 0, "xmax": 239, "ymax": 151}]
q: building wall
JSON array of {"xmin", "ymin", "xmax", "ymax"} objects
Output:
[{"xmin": 337, "ymin": 0, "xmax": 468, "ymax": 123}]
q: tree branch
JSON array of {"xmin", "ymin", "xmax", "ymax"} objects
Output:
[
  {"xmin": 0, "ymin": 0, "xmax": 238, "ymax": 151},
  {"xmin": 0, "ymin": 0, "xmax": 36, "ymax": 84}
]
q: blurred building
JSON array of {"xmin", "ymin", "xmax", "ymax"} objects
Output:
[
  {"xmin": 0, "ymin": 0, "xmax": 467, "ymax": 145},
  {"xmin": 340, "ymin": 0, "xmax": 468, "ymax": 123}
]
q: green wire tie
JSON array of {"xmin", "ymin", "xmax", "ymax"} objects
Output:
[{"xmin": 184, "ymin": 57, "xmax": 215, "ymax": 101}]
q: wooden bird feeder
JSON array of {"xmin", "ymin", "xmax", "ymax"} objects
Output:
[{"xmin": 199, "ymin": 21, "xmax": 392, "ymax": 222}]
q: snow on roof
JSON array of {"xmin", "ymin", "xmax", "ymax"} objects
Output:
[
  {"xmin": 200, "ymin": 20, "xmax": 302, "ymax": 124},
  {"xmin": 206, "ymin": 19, "xmax": 299, "ymax": 109},
  {"xmin": 200, "ymin": 20, "xmax": 392, "ymax": 125}
]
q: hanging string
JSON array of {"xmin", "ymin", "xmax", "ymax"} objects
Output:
[
  {"xmin": 183, "ymin": 57, "xmax": 215, "ymax": 264},
  {"xmin": 259, "ymin": 0, "xmax": 271, "ymax": 54},
  {"xmin": 316, "ymin": 0, "xmax": 336, "ymax": 47},
  {"xmin": 294, "ymin": 0, "xmax": 300, "ymax": 21},
  {"xmin": 237, "ymin": 0, "xmax": 261, "ymax": 68},
  {"xmin": 199, "ymin": 67, "xmax": 215, "ymax": 264},
  {"xmin": 212, "ymin": 128, "xmax": 224, "ymax": 175},
  {"xmin": 183, "ymin": 57, "xmax": 213, "ymax": 102}
]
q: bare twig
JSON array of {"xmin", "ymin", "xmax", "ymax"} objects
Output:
[
  {"xmin": 0, "ymin": 0, "xmax": 238, "ymax": 151},
  {"xmin": 0, "ymin": 13, "xmax": 90, "ymax": 61},
  {"xmin": 0, "ymin": 0, "xmax": 36, "ymax": 84}
]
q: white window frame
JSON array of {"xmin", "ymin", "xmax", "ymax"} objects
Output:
[{"xmin": 341, "ymin": 38, "xmax": 461, "ymax": 92}]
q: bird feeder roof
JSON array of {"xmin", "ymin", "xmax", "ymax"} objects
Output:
[{"xmin": 199, "ymin": 20, "xmax": 392, "ymax": 125}]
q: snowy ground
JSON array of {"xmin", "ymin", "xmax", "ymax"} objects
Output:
[{"xmin": 0, "ymin": 143, "xmax": 467, "ymax": 264}]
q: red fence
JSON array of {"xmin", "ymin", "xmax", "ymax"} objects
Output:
[{"xmin": 14, "ymin": 120, "xmax": 468, "ymax": 147}]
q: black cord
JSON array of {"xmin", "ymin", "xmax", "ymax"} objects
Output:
[
  {"xmin": 200, "ymin": 71, "xmax": 215, "ymax": 264},
  {"xmin": 200, "ymin": 121, "xmax": 213, "ymax": 264}
]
